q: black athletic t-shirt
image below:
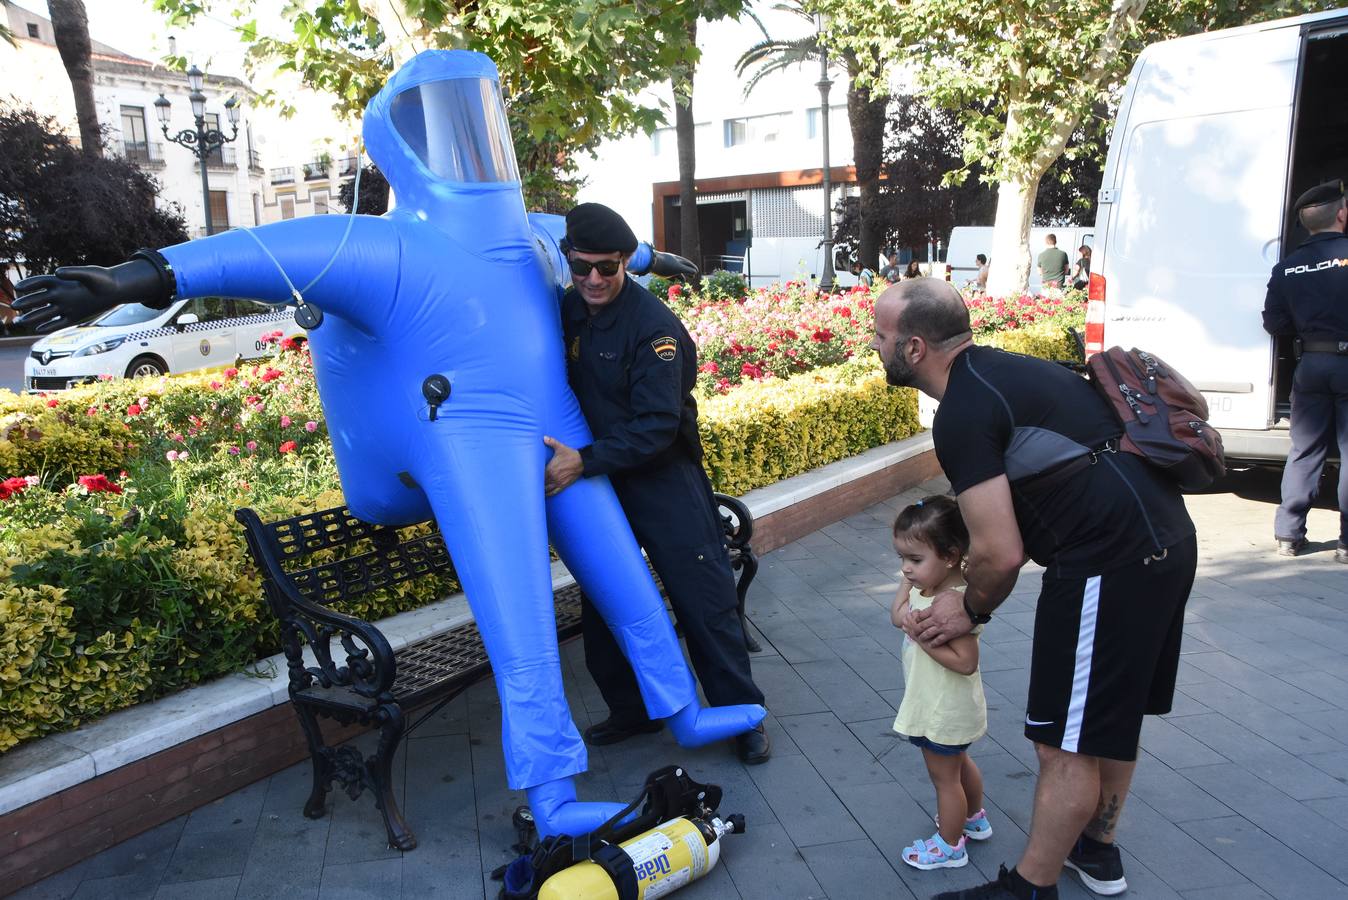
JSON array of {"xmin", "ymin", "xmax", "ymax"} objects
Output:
[{"xmin": 933, "ymin": 346, "xmax": 1194, "ymax": 578}]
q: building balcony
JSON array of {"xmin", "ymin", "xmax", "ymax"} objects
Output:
[
  {"xmin": 248, "ymin": 149, "xmax": 263, "ymax": 174},
  {"xmin": 270, "ymin": 166, "xmax": 295, "ymax": 184},
  {"xmin": 302, "ymin": 160, "xmax": 330, "ymax": 181},
  {"xmin": 338, "ymin": 156, "xmax": 359, "ymax": 177},
  {"xmin": 119, "ymin": 139, "xmax": 166, "ymax": 169}
]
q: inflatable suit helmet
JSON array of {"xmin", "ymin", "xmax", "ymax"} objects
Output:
[{"xmin": 13, "ymin": 50, "xmax": 762, "ymax": 840}]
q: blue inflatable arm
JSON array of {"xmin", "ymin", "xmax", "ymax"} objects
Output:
[{"xmin": 159, "ymin": 216, "xmax": 400, "ymax": 333}]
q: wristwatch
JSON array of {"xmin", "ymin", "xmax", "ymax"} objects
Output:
[{"xmin": 963, "ymin": 594, "xmax": 992, "ymax": 626}]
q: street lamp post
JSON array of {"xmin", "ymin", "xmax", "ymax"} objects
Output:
[
  {"xmin": 814, "ymin": 13, "xmax": 836, "ymax": 294},
  {"xmin": 155, "ymin": 64, "xmax": 240, "ymax": 236}
]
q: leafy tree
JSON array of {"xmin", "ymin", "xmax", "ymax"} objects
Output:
[
  {"xmin": 154, "ymin": 0, "xmax": 745, "ymax": 211},
  {"xmin": 0, "ymin": 105, "xmax": 188, "ymax": 274},
  {"xmin": 47, "ymin": 0, "xmax": 101, "ymax": 157},
  {"xmin": 737, "ymin": 2, "xmax": 889, "ymax": 270},
  {"xmin": 831, "ymin": 95, "xmax": 1098, "ymax": 261},
  {"xmin": 336, "ymin": 162, "xmax": 390, "ymax": 215},
  {"xmin": 822, "ymin": 0, "xmax": 1340, "ymax": 295}
]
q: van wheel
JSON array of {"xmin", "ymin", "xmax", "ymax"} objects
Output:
[{"xmin": 126, "ymin": 356, "xmax": 167, "ymax": 379}]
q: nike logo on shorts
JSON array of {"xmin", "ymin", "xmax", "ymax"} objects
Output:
[{"xmin": 1025, "ymin": 717, "xmax": 1055, "ymax": 726}]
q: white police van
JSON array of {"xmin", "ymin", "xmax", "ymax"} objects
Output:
[
  {"xmin": 24, "ymin": 297, "xmax": 298, "ymax": 392},
  {"xmin": 1087, "ymin": 8, "xmax": 1348, "ymax": 462}
]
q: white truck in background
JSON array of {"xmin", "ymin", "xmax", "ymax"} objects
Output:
[{"xmin": 1087, "ymin": 8, "xmax": 1348, "ymax": 462}]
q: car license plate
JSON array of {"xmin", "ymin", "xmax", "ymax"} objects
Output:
[{"xmin": 32, "ymin": 367, "xmax": 57, "ymax": 376}]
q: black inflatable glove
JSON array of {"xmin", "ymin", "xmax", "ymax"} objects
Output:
[
  {"xmin": 13, "ymin": 250, "xmax": 175, "ymax": 334},
  {"xmin": 650, "ymin": 250, "xmax": 699, "ymax": 279}
]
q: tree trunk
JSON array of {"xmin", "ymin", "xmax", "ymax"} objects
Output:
[
  {"xmin": 985, "ymin": 0, "xmax": 1149, "ymax": 296},
  {"xmin": 847, "ymin": 78, "xmax": 887, "ymax": 271},
  {"xmin": 47, "ymin": 0, "xmax": 101, "ymax": 157},
  {"xmin": 675, "ymin": 18, "xmax": 701, "ymax": 274},
  {"xmin": 985, "ymin": 178, "xmax": 1039, "ymax": 297},
  {"xmin": 359, "ymin": 0, "xmax": 434, "ymax": 65}
]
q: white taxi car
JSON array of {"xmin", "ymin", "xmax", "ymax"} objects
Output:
[{"xmin": 24, "ymin": 297, "xmax": 299, "ymax": 392}]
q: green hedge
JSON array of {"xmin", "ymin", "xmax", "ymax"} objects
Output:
[{"xmin": 0, "ymin": 315, "xmax": 1077, "ymax": 750}]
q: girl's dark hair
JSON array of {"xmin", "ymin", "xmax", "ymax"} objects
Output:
[{"xmin": 892, "ymin": 495, "xmax": 969, "ymax": 562}]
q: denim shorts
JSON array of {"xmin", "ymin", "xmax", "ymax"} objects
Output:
[{"xmin": 908, "ymin": 735, "xmax": 970, "ymax": 756}]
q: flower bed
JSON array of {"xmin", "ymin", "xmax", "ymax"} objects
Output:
[
  {"xmin": 664, "ymin": 280, "xmax": 1085, "ymax": 394},
  {"xmin": 0, "ymin": 284, "xmax": 1083, "ymax": 751}
]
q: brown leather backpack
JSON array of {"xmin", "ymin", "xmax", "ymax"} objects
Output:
[{"xmin": 1085, "ymin": 347, "xmax": 1226, "ymax": 491}]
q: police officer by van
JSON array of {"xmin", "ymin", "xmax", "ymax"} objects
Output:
[
  {"xmin": 543, "ymin": 203, "xmax": 771, "ymax": 764},
  {"xmin": 1262, "ymin": 180, "xmax": 1348, "ymax": 562}
]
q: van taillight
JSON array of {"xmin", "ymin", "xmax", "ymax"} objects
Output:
[{"xmin": 1084, "ymin": 273, "xmax": 1105, "ymax": 357}]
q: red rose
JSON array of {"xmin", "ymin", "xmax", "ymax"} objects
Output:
[
  {"xmin": 1, "ymin": 476, "xmax": 30, "ymax": 500},
  {"xmin": 261, "ymin": 368, "xmax": 282, "ymax": 382},
  {"xmin": 77, "ymin": 474, "xmax": 123, "ymax": 495},
  {"xmin": 811, "ymin": 328, "xmax": 834, "ymax": 343},
  {"xmin": 279, "ymin": 440, "xmax": 297, "ymax": 454},
  {"xmin": 127, "ymin": 404, "xmax": 142, "ymax": 416},
  {"xmin": 46, "ymin": 399, "xmax": 59, "ymax": 408}
]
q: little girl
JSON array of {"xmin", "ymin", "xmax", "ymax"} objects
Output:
[{"xmin": 890, "ymin": 496, "xmax": 991, "ymax": 870}]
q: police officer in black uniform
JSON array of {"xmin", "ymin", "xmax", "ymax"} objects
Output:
[
  {"xmin": 543, "ymin": 203, "xmax": 770, "ymax": 764},
  {"xmin": 1262, "ymin": 179, "xmax": 1348, "ymax": 563}
]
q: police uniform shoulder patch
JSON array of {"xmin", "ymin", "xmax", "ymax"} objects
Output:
[{"xmin": 650, "ymin": 336, "xmax": 678, "ymax": 361}]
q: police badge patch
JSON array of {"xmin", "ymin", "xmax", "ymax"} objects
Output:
[
  {"xmin": 569, "ymin": 335, "xmax": 581, "ymax": 361},
  {"xmin": 651, "ymin": 337, "xmax": 677, "ymax": 361}
]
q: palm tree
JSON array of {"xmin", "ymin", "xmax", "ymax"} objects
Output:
[
  {"xmin": 736, "ymin": 2, "xmax": 887, "ymax": 270},
  {"xmin": 47, "ymin": 0, "xmax": 102, "ymax": 157}
]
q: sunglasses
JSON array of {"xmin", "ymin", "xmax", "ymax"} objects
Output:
[{"xmin": 568, "ymin": 257, "xmax": 623, "ymax": 278}]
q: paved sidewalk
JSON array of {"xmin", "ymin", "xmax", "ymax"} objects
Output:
[{"xmin": 14, "ymin": 468, "xmax": 1348, "ymax": 900}]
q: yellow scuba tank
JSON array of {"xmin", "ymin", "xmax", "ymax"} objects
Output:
[{"xmin": 537, "ymin": 813, "xmax": 742, "ymax": 900}]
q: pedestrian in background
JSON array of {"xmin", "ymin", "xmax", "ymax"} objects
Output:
[
  {"xmin": 880, "ymin": 251, "xmax": 903, "ymax": 284},
  {"xmin": 974, "ymin": 254, "xmax": 990, "ymax": 295},
  {"xmin": 903, "ymin": 259, "xmax": 924, "ymax": 280},
  {"xmin": 1038, "ymin": 234, "xmax": 1070, "ymax": 289},
  {"xmin": 1071, "ymin": 245, "xmax": 1091, "ymax": 291}
]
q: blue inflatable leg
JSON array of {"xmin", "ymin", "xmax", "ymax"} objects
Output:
[
  {"xmin": 526, "ymin": 777, "xmax": 634, "ymax": 839},
  {"xmin": 546, "ymin": 475, "xmax": 765, "ymax": 745},
  {"xmin": 666, "ymin": 700, "xmax": 765, "ymax": 747}
]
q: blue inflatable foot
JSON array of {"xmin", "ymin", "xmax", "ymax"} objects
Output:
[
  {"xmin": 526, "ymin": 777, "xmax": 633, "ymax": 838},
  {"xmin": 666, "ymin": 701, "xmax": 766, "ymax": 748}
]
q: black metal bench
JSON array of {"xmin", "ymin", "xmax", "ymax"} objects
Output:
[{"xmin": 235, "ymin": 493, "xmax": 760, "ymax": 851}]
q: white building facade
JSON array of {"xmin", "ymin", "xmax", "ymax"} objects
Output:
[
  {"xmin": 3, "ymin": 3, "xmax": 267, "ymax": 238},
  {"xmin": 575, "ymin": 7, "xmax": 863, "ymax": 286}
]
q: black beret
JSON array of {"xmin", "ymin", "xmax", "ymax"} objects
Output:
[
  {"xmin": 565, "ymin": 203, "xmax": 638, "ymax": 254},
  {"xmin": 1294, "ymin": 180, "xmax": 1344, "ymax": 212}
]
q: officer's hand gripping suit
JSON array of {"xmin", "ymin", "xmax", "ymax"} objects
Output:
[{"xmin": 14, "ymin": 50, "xmax": 763, "ymax": 840}]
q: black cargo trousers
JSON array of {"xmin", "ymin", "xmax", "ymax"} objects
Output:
[{"xmin": 581, "ymin": 453, "xmax": 765, "ymax": 721}]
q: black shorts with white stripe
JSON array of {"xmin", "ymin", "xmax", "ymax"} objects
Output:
[{"xmin": 1023, "ymin": 534, "xmax": 1198, "ymax": 761}]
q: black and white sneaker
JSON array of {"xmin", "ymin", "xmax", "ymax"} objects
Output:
[{"xmin": 1064, "ymin": 838, "xmax": 1128, "ymax": 895}]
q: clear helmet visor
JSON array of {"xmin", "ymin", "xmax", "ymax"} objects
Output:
[{"xmin": 389, "ymin": 77, "xmax": 520, "ymax": 184}]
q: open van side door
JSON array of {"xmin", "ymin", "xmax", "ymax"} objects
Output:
[{"xmin": 1093, "ymin": 23, "xmax": 1301, "ymax": 434}]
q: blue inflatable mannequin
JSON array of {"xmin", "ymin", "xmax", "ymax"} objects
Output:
[{"xmin": 14, "ymin": 50, "xmax": 764, "ymax": 839}]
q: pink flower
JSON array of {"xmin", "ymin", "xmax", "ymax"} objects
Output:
[
  {"xmin": 223, "ymin": 367, "xmax": 238, "ymax": 379},
  {"xmin": 228, "ymin": 446, "xmax": 240, "ymax": 455},
  {"xmin": 304, "ymin": 421, "xmax": 318, "ymax": 432},
  {"xmin": 166, "ymin": 450, "xmax": 179, "ymax": 462},
  {"xmin": 246, "ymin": 440, "xmax": 258, "ymax": 451},
  {"xmin": 279, "ymin": 440, "xmax": 297, "ymax": 454},
  {"xmin": 280, "ymin": 415, "xmax": 292, "ymax": 428},
  {"xmin": 209, "ymin": 380, "xmax": 222, "ymax": 390}
]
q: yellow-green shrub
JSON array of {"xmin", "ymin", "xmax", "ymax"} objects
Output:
[
  {"xmin": 1, "ymin": 402, "xmax": 136, "ymax": 481},
  {"xmin": 0, "ymin": 581, "xmax": 156, "ymax": 752},
  {"xmin": 700, "ymin": 359, "xmax": 920, "ymax": 496},
  {"xmin": 982, "ymin": 319, "xmax": 1082, "ymax": 361}
]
